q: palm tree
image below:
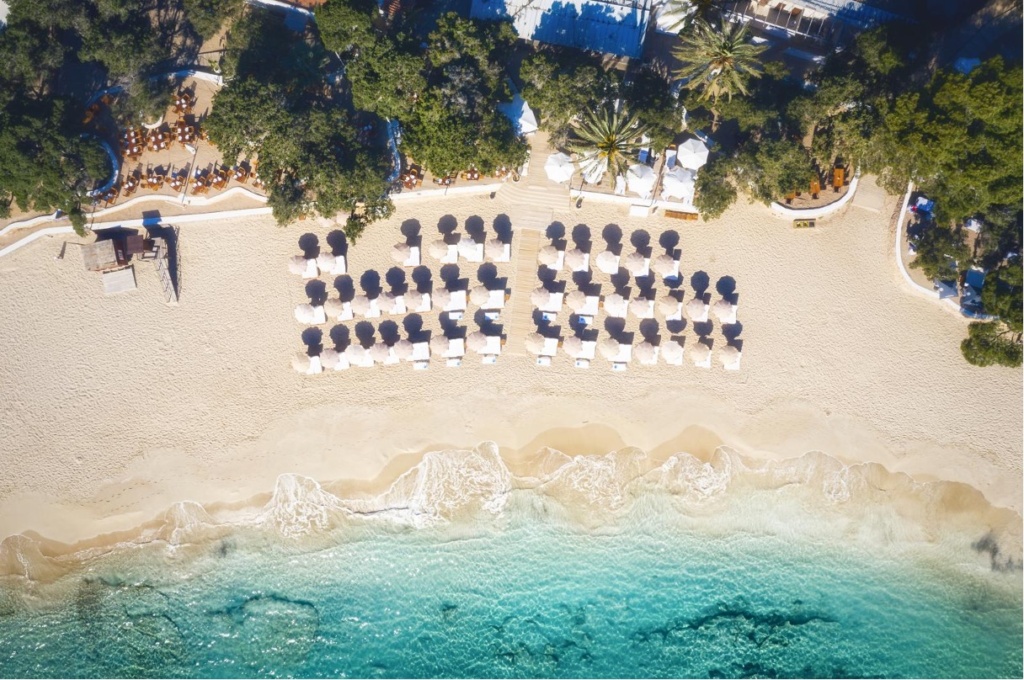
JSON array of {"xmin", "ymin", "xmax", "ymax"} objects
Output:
[
  {"xmin": 672, "ymin": 17, "xmax": 767, "ymax": 128},
  {"xmin": 569, "ymin": 106, "xmax": 650, "ymax": 185}
]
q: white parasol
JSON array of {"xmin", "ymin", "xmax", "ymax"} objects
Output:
[
  {"xmin": 351, "ymin": 295, "xmax": 372, "ymax": 316},
  {"xmin": 470, "ymin": 285, "xmax": 492, "ymax": 306},
  {"xmin": 713, "ymin": 299, "xmax": 737, "ymax": 324},
  {"xmin": 565, "ymin": 289, "xmax": 588, "ymax": 313},
  {"xmin": 626, "ymin": 163, "xmax": 656, "ymax": 198},
  {"xmin": 635, "ymin": 341, "xmax": 658, "ymax": 364},
  {"xmin": 629, "ymin": 297, "xmax": 654, "ymax": 319},
  {"xmin": 658, "ymin": 295, "xmax": 680, "ymax": 316},
  {"xmin": 294, "ymin": 304, "xmax": 316, "ymax": 324},
  {"xmin": 391, "ymin": 243, "xmax": 411, "ymax": 264},
  {"xmin": 603, "ymin": 293, "xmax": 628, "ymax": 318},
  {"xmin": 393, "ymin": 339, "xmax": 414, "ymax": 360},
  {"xmin": 288, "ymin": 255, "xmax": 308, "ymax": 276},
  {"xmin": 467, "ymin": 331, "xmax": 489, "ymax": 353},
  {"xmin": 379, "ymin": 292, "xmax": 399, "ymax": 314},
  {"xmin": 661, "ymin": 339, "xmax": 684, "ymax": 364},
  {"xmin": 652, "ymin": 254, "xmax": 677, "ymax": 277},
  {"xmin": 524, "ymin": 332, "xmax": 546, "ymax": 355},
  {"xmin": 323, "ymin": 297, "xmax": 344, "ymax": 319},
  {"xmin": 719, "ymin": 345, "xmax": 741, "ymax": 368},
  {"xmin": 457, "ymin": 237, "xmax": 480, "ymax": 260},
  {"xmin": 432, "ymin": 287, "xmax": 452, "ymax": 309},
  {"xmin": 565, "ymin": 248, "xmax": 588, "ymax": 270},
  {"xmin": 406, "ymin": 290, "xmax": 426, "ymax": 310},
  {"xmin": 678, "ymin": 138, "xmax": 710, "ymax": 171},
  {"xmin": 345, "ymin": 344, "xmax": 368, "ymax": 364},
  {"xmin": 595, "ymin": 250, "xmax": 620, "ymax": 274},
  {"xmin": 544, "ymin": 152, "xmax": 575, "ymax": 183},
  {"xmin": 430, "ymin": 335, "xmax": 451, "ymax": 356},
  {"xmin": 485, "ymin": 238, "xmax": 506, "ymax": 261},
  {"xmin": 690, "ymin": 342, "xmax": 711, "ymax": 366},
  {"xmin": 623, "ymin": 251, "xmax": 647, "ymax": 276},
  {"xmin": 428, "ymin": 239, "xmax": 449, "ymax": 259},
  {"xmin": 686, "ymin": 297, "xmax": 709, "ymax": 322},
  {"xmin": 291, "ymin": 352, "xmax": 311, "ymax": 373},
  {"xmin": 369, "ymin": 342, "xmax": 391, "ymax": 363},
  {"xmin": 531, "ymin": 286, "xmax": 552, "ymax": 308},
  {"xmin": 320, "ymin": 348, "xmax": 340, "ymax": 369},
  {"xmin": 537, "ymin": 244, "xmax": 559, "ymax": 266},
  {"xmin": 562, "ymin": 336, "xmax": 584, "ymax": 358},
  {"xmin": 599, "ymin": 337, "xmax": 622, "ymax": 360}
]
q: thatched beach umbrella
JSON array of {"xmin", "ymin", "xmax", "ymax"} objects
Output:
[
  {"xmin": 562, "ymin": 335, "xmax": 584, "ymax": 358},
  {"xmin": 467, "ymin": 331, "xmax": 489, "ymax": 354},
  {"xmin": 596, "ymin": 250, "xmax": 619, "ymax": 274},
  {"xmin": 565, "ymin": 248, "xmax": 587, "ymax": 270},
  {"xmin": 316, "ymin": 253, "xmax": 336, "ymax": 273},
  {"xmin": 629, "ymin": 297, "xmax": 654, "ymax": 319},
  {"xmin": 320, "ymin": 348, "xmax": 340, "ymax": 370},
  {"xmin": 713, "ymin": 299, "xmax": 737, "ymax": 324},
  {"xmin": 686, "ymin": 297, "xmax": 709, "ymax": 322},
  {"xmin": 603, "ymin": 292, "xmax": 628, "ymax": 318},
  {"xmin": 661, "ymin": 340, "xmax": 684, "ymax": 364},
  {"xmin": 370, "ymin": 342, "xmax": 391, "ymax": 363},
  {"xmin": 391, "ymin": 243, "xmax": 411, "ymax": 264},
  {"xmin": 323, "ymin": 297, "xmax": 344, "ymax": 319},
  {"xmin": 288, "ymin": 255, "xmax": 308, "ymax": 276},
  {"xmin": 690, "ymin": 342, "xmax": 711, "ymax": 367},
  {"xmin": 291, "ymin": 351, "xmax": 311, "ymax": 373},
  {"xmin": 485, "ymin": 238, "xmax": 506, "ymax": 261},
  {"xmin": 537, "ymin": 244, "xmax": 559, "ymax": 266},
  {"xmin": 599, "ymin": 337, "xmax": 622, "ymax": 360},
  {"xmin": 719, "ymin": 345, "xmax": 741, "ymax": 369},
  {"xmin": 430, "ymin": 335, "xmax": 451, "ymax": 357},
  {"xmin": 393, "ymin": 339, "xmax": 414, "ymax": 361},
  {"xmin": 294, "ymin": 303, "xmax": 316, "ymax": 324},
  {"xmin": 652, "ymin": 254, "xmax": 677, "ymax": 278},
  {"xmin": 531, "ymin": 286, "xmax": 551, "ymax": 308},
  {"xmin": 351, "ymin": 294, "xmax": 372, "ymax": 316},
  {"xmin": 524, "ymin": 332, "xmax": 546, "ymax": 355},
  {"xmin": 432, "ymin": 287, "xmax": 452, "ymax": 309},
  {"xmin": 565, "ymin": 289, "xmax": 588, "ymax": 313},
  {"xmin": 470, "ymin": 285, "xmax": 492, "ymax": 306},
  {"xmin": 636, "ymin": 341, "xmax": 658, "ymax": 365},
  {"xmin": 623, "ymin": 251, "xmax": 647, "ymax": 276},
  {"xmin": 429, "ymin": 239, "xmax": 449, "ymax": 259}
]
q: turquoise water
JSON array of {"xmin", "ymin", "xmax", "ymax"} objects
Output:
[{"xmin": 0, "ymin": 506, "xmax": 1021, "ymax": 678}]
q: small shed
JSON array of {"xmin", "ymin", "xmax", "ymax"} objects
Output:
[
  {"xmin": 81, "ymin": 239, "xmax": 123, "ymax": 272},
  {"xmin": 102, "ymin": 266, "xmax": 137, "ymax": 295}
]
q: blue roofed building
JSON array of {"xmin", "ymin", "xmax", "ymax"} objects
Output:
[{"xmin": 470, "ymin": 0, "xmax": 654, "ymax": 58}]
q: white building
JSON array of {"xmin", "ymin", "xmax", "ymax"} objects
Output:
[
  {"xmin": 470, "ymin": 0, "xmax": 654, "ymax": 58},
  {"xmin": 725, "ymin": 0, "xmax": 912, "ymax": 44}
]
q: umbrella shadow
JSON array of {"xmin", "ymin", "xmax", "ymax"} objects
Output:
[
  {"xmin": 440, "ymin": 264, "xmax": 468, "ymax": 290},
  {"xmin": 305, "ymin": 279, "xmax": 327, "ymax": 305},
  {"xmin": 411, "ymin": 266, "xmax": 433, "ymax": 293},
  {"xmin": 378, "ymin": 320, "xmax": 401, "ymax": 345},
  {"xmin": 693, "ymin": 320, "xmax": 715, "ymax": 338},
  {"xmin": 635, "ymin": 275, "xmax": 657, "ymax": 298},
  {"xmin": 386, "ymin": 267, "xmax": 408, "ymax": 295},
  {"xmin": 403, "ymin": 314, "xmax": 429, "ymax": 343},
  {"xmin": 536, "ymin": 265, "xmax": 558, "ymax": 284},
  {"xmin": 602, "ymin": 224, "xmax": 623, "ymax": 256},
  {"xmin": 298, "ymin": 233, "xmax": 319, "ymax": 259},
  {"xmin": 439, "ymin": 314, "xmax": 467, "ymax": 338},
  {"xmin": 690, "ymin": 270, "xmax": 710, "ymax": 297},
  {"xmin": 301, "ymin": 327, "xmax": 323, "ymax": 356},
  {"xmin": 438, "ymin": 214, "xmax": 458, "ymax": 237},
  {"xmin": 326, "ymin": 230, "xmax": 348, "ymax": 257},
  {"xmin": 659, "ymin": 230, "xmax": 680, "ymax": 257},
  {"xmin": 473, "ymin": 309, "xmax": 504, "ymax": 336},
  {"xmin": 400, "ymin": 219, "xmax": 422, "ymax": 249},
  {"xmin": 360, "ymin": 270, "xmax": 382, "ymax": 297},
  {"xmin": 639, "ymin": 319, "xmax": 661, "ymax": 343},
  {"xmin": 611, "ymin": 269, "xmax": 632, "ymax": 294},
  {"xmin": 722, "ymin": 321, "xmax": 744, "ymax": 341},
  {"xmin": 493, "ymin": 214, "xmax": 513, "ymax": 244},
  {"xmin": 465, "ymin": 215, "xmax": 486, "ymax": 243},
  {"xmin": 716, "ymin": 276, "xmax": 738, "ymax": 304},
  {"xmin": 354, "ymin": 321, "xmax": 377, "ymax": 348},
  {"xmin": 630, "ymin": 229, "xmax": 652, "ymax": 258},
  {"xmin": 666, "ymin": 318, "xmax": 687, "ymax": 334},
  {"xmin": 329, "ymin": 325, "xmax": 350, "ymax": 351},
  {"xmin": 333, "ymin": 275, "xmax": 355, "ymax": 302},
  {"xmin": 477, "ymin": 263, "xmax": 507, "ymax": 290},
  {"xmin": 571, "ymin": 224, "xmax": 592, "ymax": 253}
]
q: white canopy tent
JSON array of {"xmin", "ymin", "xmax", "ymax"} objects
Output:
[
  {"xmin": 626, "ymin": 163, "xmax": 656, "ymax": 199},
  {"xmin": 662, "ymin": 166, "xmax": 696, "ymax": 202},
  {"xmin": 498, "ymin": 94, "xmax": 539, "ymax": 136}
]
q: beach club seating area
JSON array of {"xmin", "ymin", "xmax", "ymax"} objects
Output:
[
  {"xmin": 290, "ymin": 215, "xmax": 513, "ymax": 372},
  {"xmin": 528, "ymin": 223, "xmax": 743, "ymax": 371}
]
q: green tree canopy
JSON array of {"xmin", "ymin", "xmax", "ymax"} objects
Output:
[
  {"xmin": 519, "ymin": 50, "xmax": 618, "ymax": 147},
  {"xmin": 315, "ymin": 0, "xmax": 377, "ymax": 55},
  {"xmin": 733, "ymin": 138, "xmax": 815, "ymax": 205},
  {"xmin": 908, "ymin": 224, "xmax": 970, "ymax": 281},
  {"xmin": 183, "ymin": 0, "xmax": 245, "ymax": 41}
]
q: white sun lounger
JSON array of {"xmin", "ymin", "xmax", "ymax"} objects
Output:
[
  {"xmin": 306, "ymin": 355, "xmax": 323, "ymax": 374},
  {"xmin": 578, "ymin": 296, "xmax": 600, "ymax": 317},
  {"xmin": 638, "ymin": 347, "xmax": 660, "ymax": 366},
  {"xmin": 389, "ymin": 295, "xmax": 408, "ymax": 315},
  {"xmin": 610, "ymin": 344, "xmax": 632, "ymax": 367},
  {"xmin": 579, "ymin": 340, "xmax": 597, "ymax": 360},
  {"xmin": 330, "ymin": 255, "xmax": 347, "ymax": 275},
  {"xmin": 611, "ymin": 362, "xmax": 628, "ymax": 372},
  {"xmin": 481, "ymin": 335, "xmax": 503, "ymax": 356},
  {"xmin": 413, "ymin": 360, "xmax": 429, "ymax": 370},
  {"xmin": 536, "ymin": 355, "xmax": 552, "ymax": 366},
  {"xmin": 312, "ymin": 306, "xmax": 327, "ymax": 324},
  {"xmin": 537, "ymin": 291, "xmax": 564, "ymax": 314},
  {"xmin": 363, "ymin": 298, "xmax": 381, "ymax": 319},
  {"xmin": 446, "ymin": 358, "xmax": 462, "ymax": 367},
  {"xmin": 302, "ymin": 259, "xmax": 319, "ymax": 279},
  {"xmin": 411, "ymin": 342, "xmax": 430, "ymax": 362},
  {"xmin": 413, "ymin": 292, "xmax": 432, "ymax": 313},
  {"xmin": 574, "ymin": 358, "xmax": 590, "ymax": 369},
  {"xmin": 443, "ymin": 289, "xmax": 468, "ymax": 320},
  {"xmin": 664, "ymin": 301, "xmax": 682, "ymax": 321},
  {"xmin": 482, "ymin": 354, "xmax": 498, "ymax": 365},
  {"xmin": 403, "ymin": 246, "xmax": 421, "ymax": 268},
  {"xmin": 442, "ymin": 338, "xmax": 466, "ymax": 359},
  {"xmin": 539, "ymin": 337, "xmax": 560, "ymax": 357},
  {"xmin": 384, "ymin": 347, "xmax": 401, "ymax": 366},
  {"xmin": 459, "ymin": 239, "xmax": 485, "ymax": 263},
  {"xmin": 333, "ymin": 354, "xmax": 351, "ymax": 371},
  {"xmin": 338, "ymin": 300, "xmax": 354, "ymax": 321},
  {"xmin": 635, "ymin": 257, "xmax": 651, "ymax": 278},
  {"xmin": 545, "ymin": 249, "xmax": 565, "ymax": 272},
  {"xmin": 479, "ymin": 289, "xmax": 507, "ymax": 310}
]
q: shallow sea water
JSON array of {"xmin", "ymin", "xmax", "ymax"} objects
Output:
[
  {"xmin": 0, "ymin": 446, "xmax": 1021, "ymax": 678},
  {"xmin": 1, "ymin": 514, "xmax": 1021, "ymax": 677}
]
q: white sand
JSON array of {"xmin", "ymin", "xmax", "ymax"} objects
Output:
[{"xmin": 0, "ymin": 178, "xmax": 1020, "ymax": 545}]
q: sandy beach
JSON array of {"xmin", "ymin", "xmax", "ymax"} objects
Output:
[{"xmin": 0, "ymin": 178, "xmax": 1020, "ymax": 547}]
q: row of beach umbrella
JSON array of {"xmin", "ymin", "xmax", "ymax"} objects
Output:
[
  {"xmin": 544, "ymin": 138, "xmax": 708, "ymax": 188},
  {"xmin": 522, "ymin": 332, "xmax": 740, "ymax": 369},
  {"xmin": 539, "ymin": 245, "xmax": 680, "ymax": 279}
]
